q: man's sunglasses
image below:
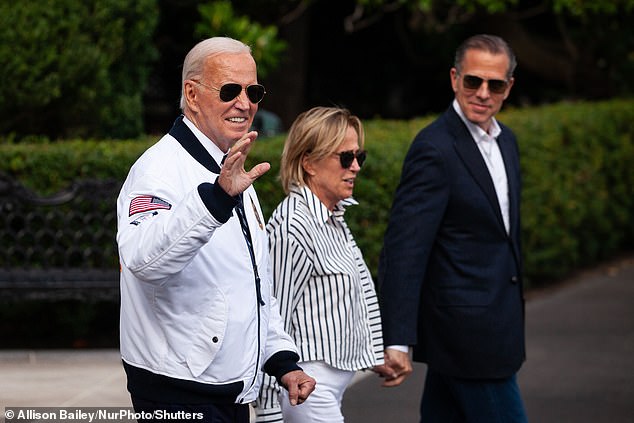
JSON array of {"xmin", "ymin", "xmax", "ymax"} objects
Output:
[
  {"xmin": 194, "ymin": 81, "xmax": 266, "ymax": 104},
  {"xmin": 462, "ymin": 74, "xmax": 509, "ymax": 94},
  {"xmin": 335, "ymin": 150, "xmax": 367, "ymax": 168}
]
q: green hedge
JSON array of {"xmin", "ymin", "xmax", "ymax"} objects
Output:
[
  {"xmin": 0, "ymin": 0, "xmax": 159, "ymax": 139},
  {"xmin": 504, "ymin": 100, "xmax": 634, "ymax": 282},
  {"xmin": 1, "ymin": 99, "xmax": 633, "ymax": 287}
]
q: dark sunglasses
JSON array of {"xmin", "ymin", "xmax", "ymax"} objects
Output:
[
  {"xmin": 462, "ymin": 74, "xmax": 509, "ymax": 94},
  {"xmin": 195, "ymin": 81, "xmax": 266, "ymax": 104},
  {"xmin": 336, "ymin": 150, "xmax": 367, "ymax": 168}
]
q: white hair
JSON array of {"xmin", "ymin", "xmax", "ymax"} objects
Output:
[{"xmin": 179, "ymin": 37, "xmax": 252, "ymax": 110}]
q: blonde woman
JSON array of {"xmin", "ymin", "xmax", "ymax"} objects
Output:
[{"xmin": 255, "ymin": 107, "xmax": 387, "ymax": 422}]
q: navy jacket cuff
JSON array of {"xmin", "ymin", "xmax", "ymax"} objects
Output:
[
  {"xmin": 197, "ymin": 182, "xmax": 238, "ymax": 223},
  {"xmin": 263, "ymin": 351, "xmax": 302, "ymax": 386}
]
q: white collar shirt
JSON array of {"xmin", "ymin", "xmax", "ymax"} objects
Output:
[{"xmin": 453, "ymin": 99, "xmax": 510, "ymax": 234}]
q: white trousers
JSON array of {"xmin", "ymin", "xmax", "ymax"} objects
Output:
[{"xmin": 280, "ymin": 361, "xmax": 356, "ymax": 423}]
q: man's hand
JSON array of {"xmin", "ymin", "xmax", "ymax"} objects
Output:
[
  {"xmin": 217, "ymin": 131, "xmax": 270, "ymax": 196},
  {"xmin": 380, "ymin": 348, "xmax": 413, "ymax": 387},
  {"xmin": 280, "ymin": 370, "xmax": 316, "ymax": 406},
  {"xmin": 371, "ymin": 364, "xmax": 393, "ymax": 378}
]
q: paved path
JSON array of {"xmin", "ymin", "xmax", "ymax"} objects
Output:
[
  {"xmin": 343, "ymin": 255, "xmax": 634, "ymax": 422},
  {"xmin": 1, "ymin": 256, "xmax": 632, "ymax": 422}
]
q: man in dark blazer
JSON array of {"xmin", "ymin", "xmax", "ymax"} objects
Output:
[{"xmin": 378, "ymin": 34, "xmax": 528, "ymax": 422}]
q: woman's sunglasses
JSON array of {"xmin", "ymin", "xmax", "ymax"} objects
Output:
[
  {"xmin": 194, "ymin": 81, "xmax": 266, "ymax": 104},
  {"xmin": 462, "ymin": 74, "xmax": 509, "ymax": 94},
  {"xmin": 335, "ymin": 150, "xmax": 367, "ymax": 168}
]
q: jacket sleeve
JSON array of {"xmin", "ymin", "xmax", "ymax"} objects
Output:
[
  {"xmin": 117, "ymin": 170, "xmax": 237, "ymax": 283},
  {"xmin": 378, "ymin": 137, "xmax": 449, "ymax": 346},
  {"xmin": 254, "ymin": 348, "xmax": 302, "ymax": 422}
]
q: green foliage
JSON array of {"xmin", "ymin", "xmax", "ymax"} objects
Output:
[
  {"xmin": 0, "ymin": 0, "xmax": 159, "ymax": 139},
  {"xmin": 500, "ymin": 100, "xmax": 634, "ymax": 284},
  {"xmin": 455, "ymin": 0, "xmax": 518, "ymax": 14},
  {"xmin": 357, "ymin": 0, "xmax": 632, "ymax": 15},
  {"xmin": 551, "ymin": 0, "xmax": 634, "ymax": 16},
  {"xmin": 0, "ymin": 137, "xmax": 155, "ymax": 195},
  {"xmin": 195, "ymin": 1, "xmax": 287, "ymax": 78},
  {"xmin": 1, "ymin": 100, "xmax": 633, "ymax": 288}
]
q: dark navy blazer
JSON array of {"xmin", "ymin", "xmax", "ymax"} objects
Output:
[{"xmin": 378, "ymin": 105, "xmax": 525, "ymax": 379}]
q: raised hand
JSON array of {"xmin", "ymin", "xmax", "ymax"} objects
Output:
[{"xmin": 217, "ymin": 131, "xmax": 271, "ymax": 196}]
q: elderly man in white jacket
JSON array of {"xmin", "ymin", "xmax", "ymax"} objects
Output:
[{"xmin": 116, "ymin": 37, "xmax": 315, "ymax": 423}]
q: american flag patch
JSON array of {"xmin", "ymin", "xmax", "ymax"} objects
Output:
[{"xmin": 129, "ymin": 195, "xmax": 172, "ymax": 216}]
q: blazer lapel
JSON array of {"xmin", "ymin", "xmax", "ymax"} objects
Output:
[
  {"xmin": 497, "ymin": 132, "xmax": 519, "ymax": 226},
  {"xmin": 447, "ymin": 109, "xmax": 506, "ymax": 233},
  {"xmin": 497, "ymin": 131, "xmax": 523, "ymax": 263}
]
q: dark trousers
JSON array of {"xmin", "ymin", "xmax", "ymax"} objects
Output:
[
  {"xmin": 420, "ymin": 369, "xmax": 528, "ymax": 423},
  {"xmin": 131, "ymin": 396, "xmax": 250, "ymax": 423}
]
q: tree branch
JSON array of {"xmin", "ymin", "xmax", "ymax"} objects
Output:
[
  {"xmin": 279, "ymin": 0, "xmax": 313, "ymax": 25},
  {"xmin": 343, "ymin": 1, "xmax": 403, "ymax": 33}
]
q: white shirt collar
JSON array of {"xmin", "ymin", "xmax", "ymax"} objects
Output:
[
  {"xmin": 291, "ymin": 184, "xmax": 358, "ymax": 225},
  {"xmin": 452, "ymin": 99, "xmax": 502, "ymax": 142}
]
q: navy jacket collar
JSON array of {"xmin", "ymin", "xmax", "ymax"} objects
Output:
[{"xmin": 169, "ymin": 115, "xmax": 221, "ymax": 174}]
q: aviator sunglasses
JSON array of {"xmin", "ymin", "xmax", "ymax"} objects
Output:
[
  {"xmin": 194, "ymin": 80, "xmax": 266, "ymax": 104},
  {"xmin": 335, "ymin": 150, "xmax": 367, "ymax": 168},
  {"xmin": 461, "ymin": 74, "xmax": 509, "ymax": 94}
]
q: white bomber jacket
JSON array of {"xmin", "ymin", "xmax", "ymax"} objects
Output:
[{"xmin": 117, "ymin": 115, "xmax": 299, "ymax": 404}]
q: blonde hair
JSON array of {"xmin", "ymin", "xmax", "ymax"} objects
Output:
[
  {"xmin": 179, "ymin": 37, "xmax": 252, "ymax": 111},
  {"xmin": 280, "ymin": 106, "xmax": 364, "ymax": 194}
]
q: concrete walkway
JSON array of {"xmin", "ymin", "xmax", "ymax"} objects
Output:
[
  {"xmin": 1, "ymin": 255, "xmax": 633, "ymax": 422},
  {"xmin": 343, "ymin": 255, "xmax": 634, "ymax": 422}
]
